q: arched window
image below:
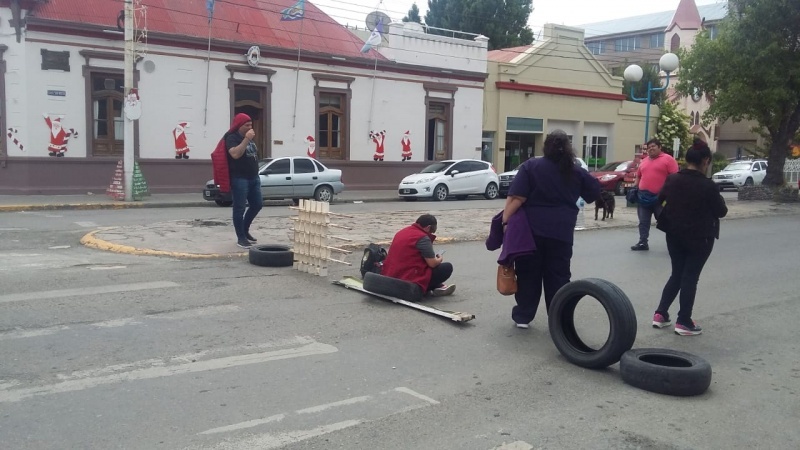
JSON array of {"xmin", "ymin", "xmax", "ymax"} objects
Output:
[
  {"xmin": 695, "ymin": 112, "xmax": 701, "ymax": 125},
  {"xmin": 670, "ymin": 34, "xmax": 681, "ymax": 52}
]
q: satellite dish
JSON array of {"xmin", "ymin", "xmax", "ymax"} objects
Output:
[{"xmin": 365, "ymin": 11, "xmax": 391, "ymax": 31}]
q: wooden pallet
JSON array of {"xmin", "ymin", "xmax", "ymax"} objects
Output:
[{"xmin": 333, "ymin": 276, "xmax": 475, "ymax": 323}]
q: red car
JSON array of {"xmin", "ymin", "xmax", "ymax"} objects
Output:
[{"xmin": 592, "ymin": 160, "xmax": 635, "ymax": 196}]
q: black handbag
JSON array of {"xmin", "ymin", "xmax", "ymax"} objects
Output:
[{"xmin": 626, "ymin": 187, "xmax": 639, "ymax": 204}]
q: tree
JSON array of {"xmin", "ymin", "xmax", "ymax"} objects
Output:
[
  {"xmin": 403, "ymin": 3, "xmax": 422, "ymax": 23},
  {"xmin": 612, "ymin": 63, "xmax": 665, "ymax": 106},
  {"xmin": 424, "ymin": 0, "xmax": 534, "ymax": 50},
  {"xmin": 675, "ymin": 0, "xmax": 800, "ymax": 187},
  {"xmin": 654, "ymin": 100, "xmax": 692, "ymax": 158}
]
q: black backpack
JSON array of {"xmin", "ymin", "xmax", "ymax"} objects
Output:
[{"xmin": 360, "ymin": 243, "xmax": 387, "ymax": 278}]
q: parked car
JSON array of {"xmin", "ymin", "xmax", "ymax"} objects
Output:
[
  {"xmin": 203, "ymin": 156, "xmax": 345, "ymax": 206},
  {"xmin": 498, "ymin": 157, "xmax": 589, "ymax": 198},
  {"xmin": 398, "ymin": 159, "xmax": 499, "ymax": 201},
  {"xmin": 712, "ymin": 159, "xmax": 768, "ymax": 191},
  {"xmin": 591, "ymin": 160, "xmax": 635, "ymax": 196}
]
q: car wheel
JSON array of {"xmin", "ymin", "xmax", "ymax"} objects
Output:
[
  {"xmin": 432, "ymin": 184, "xmax": 448, "ymax": 201},
  {"xmin": 744, "ymin": 177, "xmax": 754, "ymax": 186},
  {"xmin": 614, "ymin": 181, "xmax": 624, "ymax": 196},
  {"xmin": 484, "ymin": 182, "xmax": 499, "ymax": 200},
  {"xmin": 248, "ymin": 244, "xmax": 294, "ymax": 267},
  {"xmin": 363, "ymin": 272, "xmax": 423, "ymax": 302},
  {"xmin": 455, "ymin": 195, "xmax": 467, "ymax": 200},
  {"xmin": 215, "ymin": 200, "xmax": 232, "ymax": 207},
  {"xmin": 548, "ymin": 278, "xmax": 637, "ymax": 369},
  {"xmin": 620, "ymin": 348, "xmax": 712, "ymax": 396},
  {"xmin": 314, "ymin": 185, "xmax": 334, "ymax": 202}
]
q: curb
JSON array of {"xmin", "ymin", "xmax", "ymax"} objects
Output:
[
  {"xmin": 80, "ymin": 229, "xmax": 248, "ymax": 260},
  {"xmin": 0, "ymin": 196, "xmax": 399, "ymax": 213}
]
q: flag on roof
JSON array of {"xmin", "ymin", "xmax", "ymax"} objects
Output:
[
  {"xmin": 281, "ymin": 0, "xmax": 306, "ymax": 21},
  {"xmin": 360, "ymin": 19, "xmax": 384, "ymax": 53},
  {"xmin": 206, "ymin": 0, "xmax": 215, "ymax": 24}
]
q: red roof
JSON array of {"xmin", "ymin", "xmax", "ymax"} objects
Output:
[
  {"xmin": 666, "ymin": 0, "xmax": 703, "ymax": 31},
  {"xmin": 487, "ymin": 45, "xmax": 532, "ymax": 63},
  {"xmin": 31, "ymin": 0, "xmax": 378, "ymax": 60}
]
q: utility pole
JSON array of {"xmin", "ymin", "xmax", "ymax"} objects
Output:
[{"xmin": 123, "ymin": 0, "xmax": 135, "ymax": 201}]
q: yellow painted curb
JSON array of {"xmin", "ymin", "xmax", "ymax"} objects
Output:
[{"xmin": 80, "ymin": 229, "xmax": 246, "ymax": 260}]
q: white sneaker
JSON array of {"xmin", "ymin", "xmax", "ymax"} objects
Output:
[
  {"xmin": 431, "ymin": 284, "xmax": 456, "ymax": 297},
  {"xmin": 515, "ymin": 323, "xmax": 530, "ymax": 329}
]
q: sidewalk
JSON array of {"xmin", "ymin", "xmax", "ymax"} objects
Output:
[
  {"xmin": 0, "ymin": 190, "xmax": 400, "ymax": 212},
  {"xmin": 77, "ymin": 198, "xmax": 800, "ymax": 260}
]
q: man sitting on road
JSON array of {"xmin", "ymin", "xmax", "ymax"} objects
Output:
[{"xmin": 381, "ymin": 214, "xmax": 456, "ymax": 297}]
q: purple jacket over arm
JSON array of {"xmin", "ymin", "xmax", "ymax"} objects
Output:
[{"xmin": 486, "ymin": 210, "xmax": 536, "ymax": 266}]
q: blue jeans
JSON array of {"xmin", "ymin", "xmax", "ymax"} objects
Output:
[
  {"xmin": 231, "ymin": 177, "xmax": 263, "ymax": 241},
  {"xmin": 637, "ymin": 202, "xmax": 662, "ymax": 244}
]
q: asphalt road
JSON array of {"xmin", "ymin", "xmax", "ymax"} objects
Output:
[{"xmin": 0, "ymin": 201, "xmax": 797, "ymax": 450}]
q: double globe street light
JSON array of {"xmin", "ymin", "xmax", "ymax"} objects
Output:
[{"xmin": 623, "ymin": 52, "xmax": 680, "ymax": 143}]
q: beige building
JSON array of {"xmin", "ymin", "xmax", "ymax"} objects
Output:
[
  {"xmin": 579, "ymin": 0, "xmax": 762, "ymax": 158},
  {"xmin": 484, "ymin": 24, "xmax": 655, "ymax": 172}
]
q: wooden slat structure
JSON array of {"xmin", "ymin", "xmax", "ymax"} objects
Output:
[{"xmin": 290, "ymin": 199, "xmax": 353, "ymax": 276}]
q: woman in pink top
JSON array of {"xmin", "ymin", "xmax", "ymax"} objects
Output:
[{"xmin": 631, "ymin": 138, "xmax": 679, "ymax": 251}]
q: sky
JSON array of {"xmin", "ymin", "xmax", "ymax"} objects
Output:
[{"xmin": 312, "ymin": 0, "xmax": 724, "ymax": 34}]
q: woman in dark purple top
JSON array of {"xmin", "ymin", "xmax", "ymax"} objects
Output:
[{"xmin": 502, "ymin": 130, "xmax": 600, "ymax": 328}]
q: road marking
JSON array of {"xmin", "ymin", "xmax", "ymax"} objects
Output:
[
  {"xmin": 0, "ymin": 228, "xmax": 28, "ymax": 231},
  {"xmin": 207, "ymin": 420, "xmax": 362, "ymax": 450},
  {"xmin": 199, "ymin": 414, "xmax": 286, "ymax": 435},
  {"xmin": 74, "ymin": 221, "xmax": 98, "ymax": 227},
  {"xmin": 295, "ymin": 395, "xmax": 372, "ymax": 414},
  {"xmin": 0, "ymin": 305, "xmax": 240, "ymax": 341},
  {"xmin": 0, "ymin": 339, "xmax": 337, "ymax": 403},
  {"xmin": 48, "ymin": 245, "xmax": 72, "ymax": 249},
  {"xmin": 394, "ymin": 387, "xmax": 440, "ymax": 404},
  {"xmin": 492, "ymin": 442, "xmax": 534, "ymax": 450},
  {"xmin": 87, "ymin": 265, "xmax": 127, "ymax": 270},
  {"xmin": 0, "ymin": 281, "xmax": 179, "ymax": 304},
  {"xmin": 3, "ymin": 253, "xmax": 43, "ymax": 257}
]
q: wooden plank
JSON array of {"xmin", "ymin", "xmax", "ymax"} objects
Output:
[{"xmin": 332, "ymin": 277, "xmax": 474, "ymax": 323}]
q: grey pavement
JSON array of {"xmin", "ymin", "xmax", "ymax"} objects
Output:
[
  {"xmin": 0, "ymin": 189, "xmax": 400, "ymax": 212},
  {"xmin": 76, "ymin": 196, "xmax": 800, "ymax": 258}
]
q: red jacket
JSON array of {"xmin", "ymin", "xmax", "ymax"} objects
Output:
[
  {"xmin": 211, "ymin": 113, "xmax": 252, "ymax": 193},
  {"xmin": 381, "ymin": 223, "xmax": 436, "ymax": 291}
]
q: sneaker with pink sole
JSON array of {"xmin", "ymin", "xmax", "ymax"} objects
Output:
[
  {"xmin": 675, "ymin": 321, "xmax": 703, "ymax": 336},
  {"xmin": 652, "ymin": 313, "xmax": 671, "ymax": 328}
]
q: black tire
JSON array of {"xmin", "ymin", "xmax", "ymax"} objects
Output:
[
  {"xmin": 248, "ymin": 244, "xmax": 293, "ymax": 267},
  {"xmin": 314, "ymin": 185, "xmax": 334, "ymax": 202},
  {"xmin": 484, "ymin": 182, "xmax": 499, "ymax": 200},
  {"xmin": 215, "ymin": 200, "xmax": 232, "ymax": 207},
  {"xmin": 614, "ymin": 181, "xmax": 624, "ymax": 196},
  {"xmin": 744, "ymin": 177, "xmax": 754, "ymax": 186},
  {"xmin": 363, "ymin": 272, "xmax": 423, "ymax": 302},
  {"xmin": 432, "ymin": 184, "xmax": 448, "ymax": 201},
  {"xmin": 620, "ymin": 348, "xmax": 712, "ymax": 396},
  {"xmin": 548, "ymin": 278, "xmax": 637, "ymax": 369}
]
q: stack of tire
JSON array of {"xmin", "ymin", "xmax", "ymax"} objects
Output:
[{"xmin": 548, "ymin": 278, "xmax": 712, "ymax": 397}]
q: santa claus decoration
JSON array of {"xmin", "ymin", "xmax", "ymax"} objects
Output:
[
  {"xmin": 306, "ymin": 135, "xmax": 316, "ymax": 159},
  {"xmin": 173, "ymin": 122, "xmax": 191, "ymax": 159},
  {"xmin": 400, "ymin": 130, "xmax": 412, "ymax": 161},
  {"xmin": 370, "ymin": 130, "xmax": 386, "ymax": 161},
  {"xmin": 44, "ymin": 113, "xmax": 78, "ymax": 157}
]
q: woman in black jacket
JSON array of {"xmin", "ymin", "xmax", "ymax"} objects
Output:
[{"xmin": 652, "ymin": 141, "xmax": 728, "ymax": 336}]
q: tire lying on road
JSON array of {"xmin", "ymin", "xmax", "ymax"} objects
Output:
[
  {"xmin": 548, "ymin": 278, "xmax": 637, "ymax": 369},
  {"xmin": 363, "ymin": 272, "xmax": 423, "ymax": 303},
  {"xmin": 248, "ymin": 244, "xmax": 294, "ymax": 267},
  {"xmin": 620, "ymin": 348, "xmax": 712, "ymax": 396}
]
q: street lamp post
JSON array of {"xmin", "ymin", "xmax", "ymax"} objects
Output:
[{"xmin": 624, "ymin": 53, "xmax": 680, "ymax": 143}]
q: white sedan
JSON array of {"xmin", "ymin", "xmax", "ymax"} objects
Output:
[{"xmin": 398, "ymin": 159, "xmax": 500, "ymax": 201}]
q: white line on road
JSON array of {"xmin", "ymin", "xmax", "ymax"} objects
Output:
[
  {"xmin": 48, "ymin": 245, "xmax": 72, "ymax": 250},
  {"xmin": 0, "ymin": 326, "xmax": 70, "ymax": 341},
  {"xmin": 394, "ymin": 387, "xmax": 440, "ymax": 405},
  {"xmin": 87, "ymin": 265, "xmax": 127, "ymax": 270},
  {"xmin": 149, "ymin": 305, "xmax": 240, "ymax": 320},
  {"xmin": 91, "ymin": 318, "xmax": 142, "ymax": 328},
  {"xmin": 0, "ymin": 228, "xmax": 28, "ymax": 231},
  {"xmin": 74, "ymin": 221, "xmax": 98, "ymax": 227},
  {"xmin": 199, "ymin": 414, "xmax": 286, "ymax": 435},
  {"xmin": 0, "ymin": 281, "xmax": 179, "ymax": 304},
  {"xmin": 0, "ymin": 340, "xmax": 338, "ymax": 403},
  {"xmin": 207, "ymin": 420, "xmax": 362, "ymax": 450},
  {"xmin": 295, "ymin": 395, "xmax": 372, "ymax": 414}
]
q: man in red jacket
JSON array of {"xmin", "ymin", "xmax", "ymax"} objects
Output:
[{"xmin": 381, "ymin": 214, "xmax": 456, "ymax": 297}]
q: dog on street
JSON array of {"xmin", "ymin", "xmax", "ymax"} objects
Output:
[{"xmin": 595, "ymin": 190, "xmax": 615, "ymax": 221}]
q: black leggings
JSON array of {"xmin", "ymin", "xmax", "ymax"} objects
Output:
[
  {"xmin": 512, "ymin": 236, "xmax": 573, "ymax": 324},
  {"xmin": 656, "ymin": 234, "xmax": 715, "ymax": 325}
]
